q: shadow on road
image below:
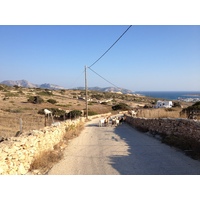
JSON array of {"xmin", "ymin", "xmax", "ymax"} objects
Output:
[
  {"xmin": 108, "ymin": 123, "xmax": 144, "ymax": 175},
  {"xmin": 108, "ymin": 123, "xmax": 200, "ymax": 175}
]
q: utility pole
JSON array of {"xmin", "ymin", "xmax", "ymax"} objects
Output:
[{"xmin": 85, "ymin": 65, "xmax": 88, "ymax": 119}]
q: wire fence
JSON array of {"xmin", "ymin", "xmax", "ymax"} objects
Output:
[
  {"xmin": 0, "ymin": 114, "xmax": 47, "ymax": 138},
  {"xmin": 0, "ymin": 112, "xmax": 82, "ymax": 138}
]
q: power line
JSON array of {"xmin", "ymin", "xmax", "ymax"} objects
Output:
[
  {"xmin": 88, "ymin": 67, "xmax": 120, "ymax": 89},
  {"xmin": 88, "ymin": 25, "xmax": 132, "ymax": 69}
]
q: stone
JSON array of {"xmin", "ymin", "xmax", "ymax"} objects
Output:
[
  {"xmin": 18, "ymin": 163, "xmax": 27, "ymax": 175},
  {"xmin": 0, "ymin": 167, "xmax": 4, "ymax": 174}
]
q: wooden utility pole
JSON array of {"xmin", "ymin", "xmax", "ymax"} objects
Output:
[{"xmin": 85, "ymin": 66, "xmax": 88, "ymax": 119}]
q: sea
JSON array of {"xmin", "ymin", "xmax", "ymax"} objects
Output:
[{"xmin": 135, "ymin": 91, "xmax": 200, "ymax": 101}]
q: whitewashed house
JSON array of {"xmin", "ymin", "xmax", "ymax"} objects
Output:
[{"xmin": 155, "ymin": 100, "xmax": 173, "ymax": 108}]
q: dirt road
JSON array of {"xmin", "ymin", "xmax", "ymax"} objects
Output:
[{"xmin": 48, "ymin": 117, "xmax": 200, "ymax": 175}]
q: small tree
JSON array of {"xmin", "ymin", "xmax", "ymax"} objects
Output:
[
  {"xmin": 28, "ymin": 96, "xmax": 44, "ymax": 104},
  {"xmin": 67, "ymin": 110, "xmax": 82, "ymax": 119},
  {"xmin": 47, "ymin": 99, "xmax": 57, "ymax": 104},
  {"xmin": 181, "ymin": 101, "xmax": 200, "ymax": 119},
  {"xmin": 112, "ymin": 103, "xmax": 130, "ymax": 111}
]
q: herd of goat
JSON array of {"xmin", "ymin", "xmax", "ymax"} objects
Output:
[
  {"xmin": 98, "ymin": 109, "xmax": 138, "ymax": 127},
  {"xmin": 98, "ymin": 116, "xmax": 126, "ymax": 127},
  {"xmin": 43, "ymin": 108, "xmax": 138, "ymax": 127}
]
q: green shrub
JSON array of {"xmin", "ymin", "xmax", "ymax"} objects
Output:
[
  {"xmin": 0, "ymin": 85, "xmax": 4, "ymax": 90},
  {"xmin": 112, "ymin": 103, "xmax": 130, "ymax": 111},
  {"xmin": 47, "ymin": 99, "xmax": 57, "ymax": 104},
  {"xmin": 37, "ymin": 90, "xmax": 53, "ymax": 96},
  {"xmin": 67, "ymin": 110, "xmax": 82, "ymax": 119},
  {"xmin": 181, "ymin": 101, "xmax": 200, "ymax": 119},
  {"xmin": 28, "ymin": 96, "xmax": 44, "ymax": 104}
]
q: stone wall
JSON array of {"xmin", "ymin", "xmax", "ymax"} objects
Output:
[
  {"xmin": 125, "ymin": 116, "xmax": 200, "ymax": 158},
  {"xmin": 0, "ymin": 112, "xmax": 113, "ymax": 175},
  {"xmin": 0, "ymin": 117, "xmax": 85, "ymax": 175},
  {"xmin": 125, "ymin": 116, "xmax": 200, "ymax": 139}
]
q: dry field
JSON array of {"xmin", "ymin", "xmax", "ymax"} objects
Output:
[
  {"xmin": 0, "ymin": 85, "xmax": 192, "ymax": 138},
  {"xmin": 137, "ymin": 107, "xmax": 184, "ymax": 118},
  {"xmin": 0, "ymin": 86, "xmax": 114, "ymax": 137}
]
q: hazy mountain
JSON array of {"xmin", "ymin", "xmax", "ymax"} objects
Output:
[
  {"xmin": 0, "ymin": 80, "xmax": 65, "ymax": 90},
  {"xmin": 40, "ymin": 83, "xmax": 65, "ymax": 90},
  {"xmin": 1, "ymin": 80, "xmax": 37, "ymax": 88},
  {"xmin": 0, "ymin": 80, "xmax": 134, "ymax": 94},
  {"xmin": 74, "ymin": 86, "xmax": 134, "ymax": 94}
]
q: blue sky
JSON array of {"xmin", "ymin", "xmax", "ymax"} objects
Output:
[{"xmin": 0, "ymin": 25, "xmax": 200, "ymax": 91}]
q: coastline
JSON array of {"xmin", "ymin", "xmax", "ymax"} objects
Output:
[{"xmin": 135, "ymin": 91, "xmax": 200, "ymax": 102}]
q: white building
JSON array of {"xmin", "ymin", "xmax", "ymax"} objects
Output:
[{"xmin": 155, "ymin": 100, "xmax": 173, "ymax": 108}]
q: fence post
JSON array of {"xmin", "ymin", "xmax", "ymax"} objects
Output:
[
  {"xmin": 45, "ymin": 115, "xmax": 47, "ymax": 127},
  {"xmin": 20, "ymin": 118, "xmax": 23, "ymax": 133}
]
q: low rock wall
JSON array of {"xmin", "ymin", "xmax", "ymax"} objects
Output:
[
  {"xmin": 0, "ymin": 117, "xmax": 85, "ymax": 175},
  {"xmin": 88, "ymin": 112, "xmax": 112, "ymax": 120},
  {"xmin": 0, "ymin": 112, "xmax": 113, "ymax": 175},
  {"xmin": 125, "ymin": 116, "xmax": 200, "ymax": 140}
]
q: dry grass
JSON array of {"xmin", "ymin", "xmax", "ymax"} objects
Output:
[
  {"xmin": 29, "ymin": 150, "xmax": 63, "ymax": 174},
  {"xmin": 0, "ymin": 114, "xmax": 46, "ymax": 137},
  {"xmin": 29, "ymin": 123, "xmax": 84, "ymax": 174},
  {"xmin": 0, "ymin": 87, "xmax": 113, "ymax": 138},
  {"xmin": 137, "ymin": 108, "xmax": 183, "ymax": 119}
]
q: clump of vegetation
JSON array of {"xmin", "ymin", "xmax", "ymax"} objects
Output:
[
  {"xmin": 38, "ymin": 108, "xmax": 66, "ymax": 117},
  {"xmin": 67, "ymin": 110, "xmax": 82, "ymax": 119},
  {"xmin": 3, "ymin": 108, "xmax": 24, "ymax": 113},
  {"xmin": 29, "ymin": 150, "xmax": 63, "ymax": 173},
  {"xmin": 29, "ymin": 123, "xmax": 84, "ymax": 174},
  {"xmin": 47, "ymin": 99, "xmax": 57, "ymax": 104},
  {"xmin": 13, "ymin": 85, "xmax": 21, "ymax": 89},
  {"xmin": 88, "ymin": 110, "xmax": 98, "ymax": 116},
  {"xmin": 112, "ymin": 102, "xmax": 131, "ymax": 111},
  {"xmin": 37, "ymin": 89, "xmax": 53, "ymax": 96},
  {"xmin": 143, "ymin": 104, "xmax": 153, "ymax": 109},
  {"xmin": 60, "ymin": 90, "xmax": 66, "ymax": 95},
  {"xmin": 181, "ymin": 101, "xmax": 200, "ymax": 119},
  {"xmin": 173, "ymin": 102, "xmax": 182, "ymax": 108},
  {"xmin": 5, "ymin": 92, "xmax": 19, "ymax": 97},
  {"xmin": 28, "ymin": 96, "xmax": 44, "ymax": 104},
  {"xmin": 0, "ymin": 85, "xmax": 5, "ymax": 90}
]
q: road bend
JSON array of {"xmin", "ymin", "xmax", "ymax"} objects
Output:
[{"xmin": 48, "ymin": 117, "xmax": 200, "ymax": 175}]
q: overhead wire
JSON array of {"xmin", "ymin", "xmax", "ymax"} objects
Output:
[
  {"xmin": 88, "ymin": 25, "xmax": 132, "ymax": 69},
  {"xmin": 87, "ymin": 25, "xmax": 132, "ymax": 90},
  {"xmin": 88, "ymin": 67, "xmax": 120, "ymax": 88}
]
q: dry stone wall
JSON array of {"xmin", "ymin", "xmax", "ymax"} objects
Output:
[
  {"xmin": 126, "ymin": 116, "xmax": 200, "ymax": 141},
  {"xmin": 0, "ymin": 117, "xmax": 85, "ymax": 175},
  {"xmin": 0, "ymin": 112, "xmax": 112, "ymax": 175}
]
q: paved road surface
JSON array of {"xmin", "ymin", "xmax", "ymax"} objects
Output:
[{"xmin": 48, "ymin": 117, "xmax": 200, "ymax": 175}]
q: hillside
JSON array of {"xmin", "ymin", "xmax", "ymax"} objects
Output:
[
  {"xmin": 0, "ymin": 84, "xmax": 192, "ymax": 138},
  {"xmin": 0, "ymin": 80, "xmax": 65, "ymax": 90},
  {"xmin": 74, "ymin": 86, "xmax": 134, "ymax": 94},
  {"xmin": 0, "ymin": 84, "xmax": 147, "ymax": 138},
  {"xmin": 0, "ymin": 79, "xmax": 135, "ymax": 94}
]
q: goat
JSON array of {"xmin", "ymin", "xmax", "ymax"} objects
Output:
[
  {"xmin": 111, "ymin": 117, "xmax": 119, "ymax": 126},
  {"xmin": 129, "ymin": 110, "xmax": 138, "ymax": 117},
  {"xmin": 119, "ymin": 116, "xmax": 126, "ymax": 124},
  {"xmin": 44, "ymin": 109, "xmax": 54, "ymax": 123},
  {"xmin": 115, "ymin": 119, "xmax": 119, "ymax": 126},
  {"xmin": 99, "ymin": 118, "xmax": 105, "ymax": 127}
]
